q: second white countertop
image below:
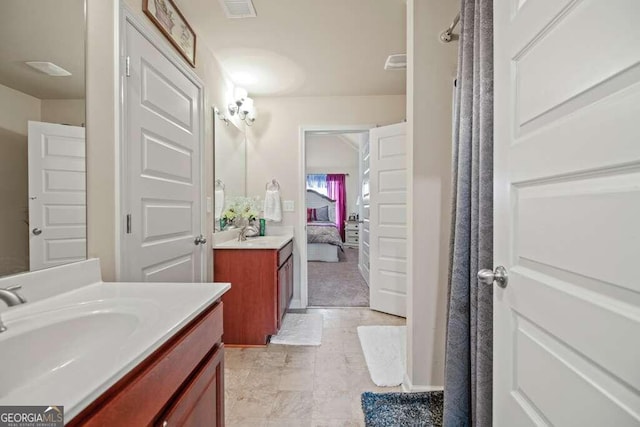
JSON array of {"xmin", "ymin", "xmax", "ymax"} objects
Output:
[{"xmin": 214, "ymin": 234, "xmax": 293, "ymax": 250}]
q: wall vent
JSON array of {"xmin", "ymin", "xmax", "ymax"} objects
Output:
[
  {"xmin": 218, "ymin": 0, "xmax": 257, "ymax": 18},
  {"xmin": 384, "ymin": 54, "xmax": 407, "ymax": 71}
]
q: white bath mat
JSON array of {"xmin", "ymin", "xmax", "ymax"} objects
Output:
[
  {"xmin": 270, "ymin": 313, "xmax": 323, "ymax": 346},
  {"xmin": 357, "ymin": 325, "xmax": 406, "ymax": 386}
]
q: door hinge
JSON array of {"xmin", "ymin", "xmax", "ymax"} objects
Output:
[
  {"xmin": 125, "ymin": 56, "xmax": 130, "ymax": 77},
  {"xmin": 126, "ymin": 214, "xmax": 132, "ymax": 234}
]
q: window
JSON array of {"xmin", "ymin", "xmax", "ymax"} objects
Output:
[{"xmin": 306, "ymin": 174, "xmax": 327, "ymax": 196}]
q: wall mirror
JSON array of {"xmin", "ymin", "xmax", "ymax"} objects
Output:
[
  {"xmin": 213, "ymin": 108, "xmax": 246, "ymax": 231},
  {"xmin": 0, "ymin": 0, "xmax": 86, "ymax": 277}
]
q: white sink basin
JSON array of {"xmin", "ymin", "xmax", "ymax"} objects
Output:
[
  {"xmin": 0, "ymin": 280, "xmax": 230, "ymax": 421},
  {"xmin": 0, "ymin": 305, "xmax": 141, "ymax": 398}
]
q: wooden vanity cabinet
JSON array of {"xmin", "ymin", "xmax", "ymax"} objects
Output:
[
  {"xmin": 68, "ymin": 302, "xmax": 225, "ymax": 427},
  {"xmin": 214, "ymin": 240, "xmax": 294, "ymax": 345}
]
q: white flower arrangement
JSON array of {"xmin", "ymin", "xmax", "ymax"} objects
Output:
[{"xmin": 222, "ymin": 196, "xmax": 261, "ymax": 226}]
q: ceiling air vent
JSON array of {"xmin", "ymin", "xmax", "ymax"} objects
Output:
[
  {"xmin": 384, "ymin": 54, "xmax": 407, "ymax": 71},
  {"xmin": 218, "ymin": 0, "xmax": 257, "ymax": 18}
]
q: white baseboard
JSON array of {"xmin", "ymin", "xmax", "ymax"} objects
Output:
[
  {"xmin": 402, "ymin": 373, "xmax": 445, "ymax": 393},
  {"xmin": 289, "ymin": 298, "xmax": 303, "ymax": 310}
]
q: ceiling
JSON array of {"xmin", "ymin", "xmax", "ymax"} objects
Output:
[
  {"xmin": 0, "ymin": 0, "xmax": 85, "ymax": 99},
  {"xmin": 176, "ymin": 0, "xmax": 407, "ymax": 97}
]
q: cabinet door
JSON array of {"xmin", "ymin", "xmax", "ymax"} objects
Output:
[
  {"xmin": 286, "ymin": 256, "xmax": 294, "ymax": 307},
  {"xmin": 277, "ymin": 262, "xmax": 288, "ymax": 328},
  {"xmin": 156, "ymin": 345, "xmax": 225, "ymax": 427}
]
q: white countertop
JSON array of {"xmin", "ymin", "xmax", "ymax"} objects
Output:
[
  {"xmin": 0, "ymin": 279, "xmax": 230, "ymax": 421},
  {"xmin": 214, "ymin": 234, "xmax": 293, "ymax": 250}
]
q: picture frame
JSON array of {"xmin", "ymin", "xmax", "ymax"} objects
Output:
[{"xmin": 143, "ymin": 0, "xmax": 196, "ymax": 67}]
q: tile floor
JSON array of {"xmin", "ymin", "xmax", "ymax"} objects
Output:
[{"xmin": 224, "ymin": 308, "xmax": 406, "ymax": 426}]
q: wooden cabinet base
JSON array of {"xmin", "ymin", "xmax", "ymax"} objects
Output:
[
  {"xmin": 68, "ymin": 302, "xmax": 225, "ymax": 426},
  {"xmin": 214, "ymin": 240, "xmax": 294, "ymax": 345}
]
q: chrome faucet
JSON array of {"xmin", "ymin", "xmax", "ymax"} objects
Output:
[
  {"xmin": 238, "ymin": 226, "xmax": 248, "ymax": 242},
  {"xmin": 0, "ymin": 285, "xmax": 27, "ymax": 333}
]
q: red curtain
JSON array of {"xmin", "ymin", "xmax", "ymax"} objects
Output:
[{"xmin": 326, "ymin": 174, "xmax": 347, "ymax": 240}]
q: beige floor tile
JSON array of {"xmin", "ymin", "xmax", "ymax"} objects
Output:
[
  {"xmin": 226, "ymin": 309, "xmax": 404, "ymax": 424},
  {"xmin": 226, "ymin": 417, "xmax": 267, "ymax": 427},
  {"xmin": 265, "ymin": 418, "xmax": 313, "ymax": 427},
  {"xmin": 311, "ymin": 419, "xmax": 365, "ymax": 427},
  {"xmin": 312, "ymin": 391, "xmax": 353, "ymax": 420},
  {"xmin": 228, "ymin": 390, "xmax": 278, "ymax": 419},
  {"xmin": 244, "ymin": 368, "xmax": 283, "ymax": 392},
  {"xmin": 254, "ymin": 351, "xmax": 288, "ymax": 368},
  {"xmin": 226, "ymin": 368, "xmax": 251, "ymax": 390},
  {"xmin": 343, "ymin": 352, "xmax": 367, "ymax": 371},
  {"xmin": 225, "ymin": 348, "xmax": 266, "ymax": 369},
  {"xmin": 284, "ymin": 351, "xmax": 317, "ymax": 369},
  {"xmin": 278, "ymin": 368, "xmax": 315, "ymax": 391},
  {"xmin": 269, "ymin": 391, "xmax": 314, "ymax": 419}
]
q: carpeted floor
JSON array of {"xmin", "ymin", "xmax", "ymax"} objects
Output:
[
  {"xmin": 308, "ymin": 248, "xmax": 369, "ymax": 307},
  {"xmin": 361, "ymin": 391, "xmax": 444, "ymax": 427}
]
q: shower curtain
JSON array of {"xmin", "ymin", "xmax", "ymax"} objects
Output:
[{"xmin": 443, "ymin": 0, "xmax": 494, "ymax": 426}]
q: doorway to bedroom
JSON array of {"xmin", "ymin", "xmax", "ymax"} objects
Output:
[{"xmin": 301, "ymin": 127, "xmax": 371, "ymax": 307}]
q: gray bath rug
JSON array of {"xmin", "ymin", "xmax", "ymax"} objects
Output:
[{"xmin": 361, "ymin": 391, "xmax": 444, "ymax": 427}]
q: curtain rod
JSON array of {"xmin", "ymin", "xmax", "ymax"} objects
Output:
[
  {"xmin": 440, "ymin": 12, "xmax": 460, "ymax": 43},
  {"xmin": 307, "ymin": 173, "xmax": 350, "ymax": 176}
]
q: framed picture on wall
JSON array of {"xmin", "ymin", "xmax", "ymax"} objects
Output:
[{"xmin": 143, "ymin": 0, "xmax": 196, "ymax": 67}]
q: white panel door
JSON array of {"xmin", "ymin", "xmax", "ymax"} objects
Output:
[
  {"xmin": 122, "ymin": 21, "xmax": 203, "ymax": 282},
  {"xmin": 358, "ymin": 132, "xmax": 370, "ymax": 285},
  {"xmin": 494, "ymin": 0, "xmax": 640, "ymax": 425},
  {"xmin": 369, "ymin": 123, "xmax": 407, "ymax": 317},
  {"xmin": 28, "ymin": 121, "xmax": 86, "ymax": 271}
]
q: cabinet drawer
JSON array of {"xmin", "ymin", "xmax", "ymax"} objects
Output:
[
  {"xmin": 156, "ymin": 344, "xmax": 225, "ymax": 427},
  {"xmin": 278, "ymin": 240, "xmax": 293, "ymax": 267}
]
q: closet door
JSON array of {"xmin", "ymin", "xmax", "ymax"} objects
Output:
[
  {"xmin": 121, "ymin": 19, "xmax": 204, "ymax": 282},
  {"xmin": 369, "ymin": 122, "xmax": 407, "ymax": 317}
]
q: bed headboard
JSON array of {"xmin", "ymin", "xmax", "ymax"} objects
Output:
[{"xmin": 306, "ymin": 189, "xmax": 336, "ymax": 222}]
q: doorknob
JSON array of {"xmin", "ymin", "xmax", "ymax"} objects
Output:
[
  {"xmin": 32, "ymin": 228, "xmax": 42, "ymax": 236},
  {"xmin": 194, "ymin": 234, "xmax": 207, "ymax": 245},
  {"xmin": 477, "ymin": 266, "xmax": 508, "ymax": 288}
]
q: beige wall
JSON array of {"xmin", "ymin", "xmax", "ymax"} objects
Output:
[
  {"xmin": 0, "ymin": 128, "xmax": 29, "ymax": 276},
  {"xmin": 405, "ymin": 0, "xmax": 458, "ymax": 389},
  {"xmin": 0, "ymin": 83, "xmax": 41, "ymax": 135},
  {"xmin": 86, "ymin": 0, "xmax": 237, "ymax": 280},
  {"xmin": 246, "ymin": 95, "xmax": 405, "ymax": 303},
  {"xmin": 0, "ymin": 84, "xmax": 40, "ymax": 275},
  {"xmin": 306, "ymin": 133, "xmax": 360, "ymax": 215},
  {"xmin": 41, "ymin": 99, "xmax": 85, "ymax": 127}
]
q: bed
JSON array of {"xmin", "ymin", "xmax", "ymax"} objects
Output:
[{"xmin": 306, "ymin": 189, "xmax": 343, "ymax": 262}]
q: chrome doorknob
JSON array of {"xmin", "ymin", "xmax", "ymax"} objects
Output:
[
  {"xmin": 194, "ymin": 235, "xmax": 207, "ymax": 245},
  {"xmin": 32, "ymin": 228, "xmax": 42, "ymax": 236},
  {"xmin": 477, "ymin": 266, "xmax": 508, "ymax": 288}
]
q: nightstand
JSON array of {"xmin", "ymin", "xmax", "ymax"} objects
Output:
[{"xmin": 344, "ymin": 220, "xmax": 359, "ymax": 248}]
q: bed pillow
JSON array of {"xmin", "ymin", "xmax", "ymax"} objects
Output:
[
  {"xmin": 315, "ymin": 206, "xmax": 330, "ymax": 222},
  {"xmin": 307, "ymin": 208, "xmax": 316, "ymax": 222}
]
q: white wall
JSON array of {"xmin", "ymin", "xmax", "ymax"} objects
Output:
[
  {"xmin": 86, "ymin": 0, "xmax": 238, "ymax": 281},
  {"xmin": 41, "ymin": 99, "xmax": 85, "ymax": 127},
  {"xmin": 246, "ymin": 95, "xmax": 405, "ymax": 305},
  {"xmin": 405, "ymin": 0, "xmax": 458, "ymax": 390},
  {"xmin": 306, "ymin": 133, "xmax": 360, "ymax": 215}
]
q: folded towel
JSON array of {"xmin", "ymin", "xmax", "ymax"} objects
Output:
[
  {"xmin": 214, "ymin": 189, "xmax": 224, "ymax": 219},
  {"xmin": 263, "ymin": 189, "xmax": 282, "ymax": 222}
]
